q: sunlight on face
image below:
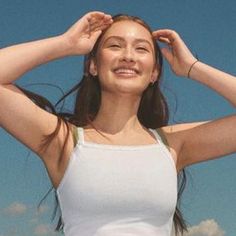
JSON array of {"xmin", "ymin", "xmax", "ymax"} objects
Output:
[{"xmin": 93, "ymin": 20, "xmax": 158, "ymax": 96}]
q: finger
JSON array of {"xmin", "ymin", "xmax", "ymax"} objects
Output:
[
  {"xmin": 152, "ymin": 29, "xmax": 175, "ymax": 37},
  {"xmin": 89, "ymin": 11, "xmax": 112, "ymax": 20},
  {"xmin": 88, "ymin": 16, "xmax": 113, "ymax": 32},
  {"xmin": 152, "ymin": 29, "xmax": 178, "ymax": 43},
  {"xmin": 89, "ymin": 22, "xmax": 111, "ymax": 34},
  {"xmin": 161, "ymin": 47, "xmax": 173, "ymax": 64},
  {"xmin": 89, "ymin": 20, "xmax": 113, "ymax": 34},
  {"xmin": 89, "ymin": 18, "xmax": 112, "ymax": 30},
  {"xmin": 85, "ymin": 12, "xmax": 106, "ymax": 26},
  {"xmin": 98, "ymin": 22, "xmax": 113, "ymax": 30},
  {"xmin": 103, "ymin": 14, "xmax": 113, "ymax": 22},
  {"xmin": 88, "ymin": 13, "xmax": 112, "ymax": 25},
  {"xmin": 88, "ymin": 18, "xmax": 112, "ymax": 36},
  {"xmin": 158, "ymin": 36, "xmax": 171, "ymax": 44},
  {"xmin": 89, "ymin": 25, "xmax": 109, "ymax": 35},
  {"xmin": 86, "ymin": 11, "xmax": 106, "ymax": 20},
  {"xmin": 89, "ymin": 29, "xmax": 103, "ymax": 42}
]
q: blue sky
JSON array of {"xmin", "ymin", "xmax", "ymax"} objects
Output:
[{"xmin": 0, "ymin": 1, "xmax": 236, "ymax": 235}]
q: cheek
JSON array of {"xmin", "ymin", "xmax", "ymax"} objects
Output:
[
  {"xmin": 97, "ymin": 51, "xmax": 109, "ymax": 63},
  {"xmin": 142, "ymin": 57, "xmax": 156, "ymax": 73},
  {"xmin": 96, "ymin": 51, "xmax": 116, "ymax": 74}
]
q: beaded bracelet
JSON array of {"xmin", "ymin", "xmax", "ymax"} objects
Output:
[{"xmin": 187, "ymin": 60, "xmax": 199, "ymax": 78}]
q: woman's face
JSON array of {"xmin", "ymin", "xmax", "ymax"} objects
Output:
[{"xmin": 90, "ymin": 20, "xmax": 158, "ymax": 96}]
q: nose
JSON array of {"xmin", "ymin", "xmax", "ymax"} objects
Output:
[{"xmin": 120, "ymin": 47, "xmax": 135, "ymax": 62}]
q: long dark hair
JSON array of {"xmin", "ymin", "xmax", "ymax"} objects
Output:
[{"xmin": 18, "ymin": 14, "xmax": 187, "ymax": 235}]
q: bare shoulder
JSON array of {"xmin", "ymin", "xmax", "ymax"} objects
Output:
[
  {"xmin": 158, "ymin": 121, "xmax": 208, "ymax": 171},
  {"xmin": 0, "ymin": 83, "xmax": 79, "ymax": 188},
  {"xmin": 160, "ymin": 121, "xmax": 208, "ymax": 144}
]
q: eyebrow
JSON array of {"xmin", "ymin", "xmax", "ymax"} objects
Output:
[{"xmin": 103, "ymin": 36, "xmax": 153, "ymax": 48}]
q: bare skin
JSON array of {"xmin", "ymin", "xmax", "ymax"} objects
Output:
[
  {"xmin": 0, "ymin": 12, "xmax": 236, "ymax": 189},
  {"xmin": 84, "ymin": 20, "xmax": 159, "ymax": 146},
  {"xmin": 0, "ymin": 12, "xmax": 114, "ymax": 187},
  {"xmin": 152, "ymin": 29, "xmax": 236, "ymax": 171}
]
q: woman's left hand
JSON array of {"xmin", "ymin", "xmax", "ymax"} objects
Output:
[{"xmin": 152, "ymin": 29, "xmax": 197, "ymax": 77}]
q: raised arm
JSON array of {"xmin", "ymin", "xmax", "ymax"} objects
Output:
[
  {"xmin": 152, "ymin": 29, "xmax": 236, "ymax": 107},
  {"xmin": 189, "ymin": 62, "xmax": 236, "ymax": 107},
  {"xmin": 152, "ymin": 29, "xmax": 236, "ymax": 171},
  {"xmin": 0, "ymin": 12, "xmax": 112, "ymax": 187},
  {"xmin": 0, "ymin": 11, "xmax": 112, "ymax": 84}
]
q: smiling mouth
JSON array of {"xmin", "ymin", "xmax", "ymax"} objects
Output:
[{"xmin": 113, "ymin": 68, "xmax": 140, "ymax": 77}]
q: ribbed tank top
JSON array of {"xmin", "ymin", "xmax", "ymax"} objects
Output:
[{"xmin": 56, "ymin": 127, "xmax": 177, "ymax": 236}]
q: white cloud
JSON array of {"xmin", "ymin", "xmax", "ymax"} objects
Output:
[
  {"xmin": 183, "ymin": 219, "xmax": 225, "ymax": 236},
  {"xmin": 34, "ymin": 224, "xmax": 56, "ymax": 235},
  {"xmin": 36, "ymin": 204, "xmax": 49, "ymax": 215},
  {"xmin": 3, "ymin": 202, "xmax": 27, "ymax": 216}
]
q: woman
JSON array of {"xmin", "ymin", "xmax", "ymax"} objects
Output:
[{"xmin": 0, "ymin": 11, "xmax": 235, "ymax": 236}]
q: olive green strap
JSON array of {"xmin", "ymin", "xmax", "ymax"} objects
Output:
[
  {"xmin": 72, "ymin": 125, "xmax": 79, "ymax": 147},
  {"xmin": 156, "ymin": 128, "xmax": 171, "ymax": 151}
]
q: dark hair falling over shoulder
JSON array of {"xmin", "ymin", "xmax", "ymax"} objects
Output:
[{"xmin": 17, "ymin": 14, "xmax": 188, "ymax": 235}]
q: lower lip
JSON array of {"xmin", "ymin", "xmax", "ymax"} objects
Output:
[{"xmin": 113, "ymin": 72, "xmax": 139, "ymax": 78}]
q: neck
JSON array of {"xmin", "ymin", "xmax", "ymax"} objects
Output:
[{"xmin": 91, "ymin": 92, "xmax": 143, "ymax": 134}]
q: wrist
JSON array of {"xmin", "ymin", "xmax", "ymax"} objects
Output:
[
  {"xmin": 56, "ymin": 34, "xmax": 76, "ymax": 57},
  {"xmin": 187, "ymin": 60, "xmax": 199, "ymax": 78}
]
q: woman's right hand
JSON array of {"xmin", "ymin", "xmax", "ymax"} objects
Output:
[{"xmin": 63, "ymin": 11, "xmax": 113, "ymax": 55}]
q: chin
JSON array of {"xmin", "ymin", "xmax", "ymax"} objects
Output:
[
  {"xmin": 99, "ymin": 75, "xmax": 149, "ymax": 95},
  {"xmin": 107, "ymin": 84, "xmax": 147, "ymax": 97}
]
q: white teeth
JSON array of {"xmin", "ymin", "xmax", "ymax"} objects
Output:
[{"xmin": 114, "ymin": 68, "xmax": 137, "ymax": 74}]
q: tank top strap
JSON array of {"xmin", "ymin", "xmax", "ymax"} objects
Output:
[
  {"xmin": 149, "ymin": 128, "xmax": 170, "ymax": 151},
  {"xmin": 72, "ymin": 125, "xmax": 79, "ymax": 146},
  {"xmin": 77, "ymin": 127, "xmax": 85, "ymax": 145},
  {"xmin": 149, "ymin": 128, "xmax": 162, "ymax": 144}
]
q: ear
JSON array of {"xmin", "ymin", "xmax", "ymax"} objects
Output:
[
  {"xmin": 89, "ymin": 59, "xmax": 98, "ymax": 76},
  {"xmin": 150, "ymin": 65, "xmax": 159, "ymax": 83}
]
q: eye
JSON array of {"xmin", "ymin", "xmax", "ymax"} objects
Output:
[
  {"xmin": 109, "ymin": 44, "xmax": 121, "ymax": 48},
  {"xmin": 136, "ymin": 47, "xmax": 149, "ymax": 52}
]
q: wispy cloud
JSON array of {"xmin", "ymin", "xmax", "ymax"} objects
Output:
[
  {"xmin": 29, "ymin": 204, "xmax": 50, "ymax": 226},
  {"xmin": 34, "ymin": 224, "xmax": 56, "ymax": 235},
  {"xmin": 184, "ymin": 219, "xmax": 225, "ymax": 236},
  {"xmin": 3, "ymin": 202, "xmax": 27, "ymax": 216},
  {"xmin": 36, "ymin": 204, "xmax": 49, "ymax": 215}
]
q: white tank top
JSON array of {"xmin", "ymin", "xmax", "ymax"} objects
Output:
[{"xmin": 56, "ymin": 127, "xmax": 177, "ymax": 236}]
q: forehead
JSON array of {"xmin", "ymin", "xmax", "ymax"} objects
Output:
[{"xmin": 100, "ymin": 20, "xmax": 153, "ymax": 43}]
